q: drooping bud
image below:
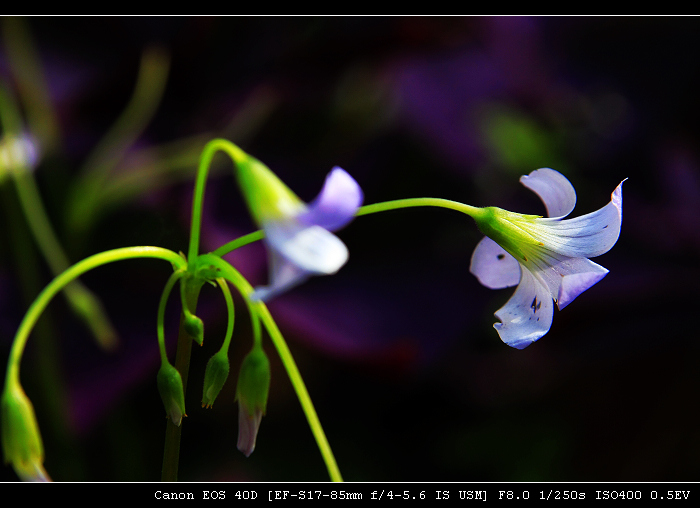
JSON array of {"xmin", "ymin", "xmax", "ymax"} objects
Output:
[
  {"xmin": 157, "ymin": 363, "xmax": 186, "ymax": 426},
  {"xmin": 1, "ymin": 381, "xmax": 50, "ymax": 481},
  {"xmin": 201, "ymin": 350, "xmax": 230, "ymax": 408},
  {"xmin": 183, "ymin": 313, "xmax": 204, "ymax": 346},
  {"xmin": 235, "ymin": 348, "xmax": 270, "ymax": 457}
]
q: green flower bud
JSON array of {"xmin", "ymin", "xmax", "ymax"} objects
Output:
[
  {"xmin": 235, "ymin": 348, "xmax": 270, "ymax": 457},
  {"xmin": 201, "ymin": 350, "xmax": 230, "ymax": 409},
  {"xmin": 1, "ymin": 381, "xmax": 50, "ymax": 481},
  {"xmin": 184, "ymin": 313, "xmax": 204, "ymax": 346},
  {"xmin": 157, "ymin": 363, "xmax": 186, "ymax": 426}
]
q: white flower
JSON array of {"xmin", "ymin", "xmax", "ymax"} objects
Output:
[{"xmin": 469, "ymin": 168, "xmax": 624, "ymax": 349}]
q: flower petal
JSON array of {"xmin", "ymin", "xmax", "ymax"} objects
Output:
[
  {"xmin": 520, "ymin": 167, "xmax": 577, "ymax": 218},
  {"xmin": 493, "ymin": 268, "xmax": 553, "ymax": 349},
  {"xmin": 300, "ymin": 167, "xmax": 364, "ymax": 231},
  {"xmin": 250, "ymin": 251, "xmax": 311, "ymax": 301},
  {"xmin": 522, "ymin": 253, "xmax": 608, "ymax": 309},
  {"xmin": 535, "ymin": 179, "xmax": 624, "ymax": 258},
  {"xmin": 251, "ymin": 220, "xmax": 349, "ymax": 301},
  {"xmin": 469, "ymin": 237, "xmax": 521, "ymax": 289},
  {"xmin": 557, "ymin": 258, "xmax": 608, "ymax": 309},
  {"xmin": 237, "ymin": 402, "xmax": 263, "ymax": 457},
  {"xmin": 269, "ymin": 222, "xmax": 348, "ymax": 274}
]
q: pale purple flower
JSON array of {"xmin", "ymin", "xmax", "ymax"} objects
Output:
[
  {"xmin": 470, "ymin": 168, "xmax": 624, "ymax": 349},
  {"xmin": 251, "ymin": 167, "xmax": 363, "ymax": 301}
]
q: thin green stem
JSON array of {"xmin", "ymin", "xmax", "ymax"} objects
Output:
[
  {"xmin": 198, "ymin": 254, "xmax": 342, "ymax": 482},
  {"xmin": 4, "ymin": 247, "xmax": 186, "ymax": 387},
  {"xmin": 179, "ymin": 274, "xmax": 196, "ymax": 320},
  {"xmin": 212, "ymin": 230, "xmax": 265, "ymax": 258},
  {"xmin": 356, "ymin": 197, "xmax": 484, "ymax": 219},
  {"xmin": 161, "ymin": 278, "xmax": 201, "ymax": 482},
  {"xmin": 212, "ymin": 197, "xmax": 486, "ymax": 258},
  {"xmin": 255, "ymin": 301, "xmax": 342, "ymax": 482},
  {"xmin": 157, "ymin": 270, "xmax": 185, "ymax": 364},
  {"xmin": 216, "ymin": 278, "xmax": 236, "ymax": 354},
  {"xmin": 187, "ymin": 138, "xmax": 248, "ymax": 268}
]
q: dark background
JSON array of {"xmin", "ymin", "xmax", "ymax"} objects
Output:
[{"xmin": 1, "ymin": 16, "xmax": 698, "ymax": 481}]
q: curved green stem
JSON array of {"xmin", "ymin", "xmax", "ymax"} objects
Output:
[
  {"xmin": 216, "ymin": 278, "xmax": 236, "ymax": 354},
  {"xmin": 212, "ymin": 230, "xmax": 265, "ymax": 258},
  {"xmin": 197, "ymin": 254, "xmax": 342, "ymax": 482},
  {"xmin": 4, "ymin": 247, "xmax": 186, "ymax": 387},
  {"xmin": 187, "ymin": 138, "xmax": 248, "ymax": 268},
  {"xmin": 157, "ymin": 270, "xmax": 185, "ymax": 364}
]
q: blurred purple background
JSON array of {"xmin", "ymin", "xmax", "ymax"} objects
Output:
[{"xmin": 1, "ymin": 17, "xmax": 699, "ymax": 481}]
